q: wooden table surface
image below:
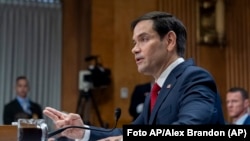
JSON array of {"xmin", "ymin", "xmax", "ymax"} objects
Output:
[{"xmin": 0, "ymin": 125, "xmax": 18, "ymax": 141}]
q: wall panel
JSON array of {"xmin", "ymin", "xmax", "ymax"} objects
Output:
[{"xmin": 225, "ymin": 0, "xmax": 250, "ymax": 121}]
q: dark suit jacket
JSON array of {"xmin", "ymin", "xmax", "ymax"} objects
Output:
[
  {"xmin": 243, "ymin": 115, "xmax": 250, "ymax": 125},
  {"xmin": 129, "ymin": 82, "xmax": 151, "ymax": 121},
  {"xmin": 3, "ymin": 98, "xmax": 43, "ymax": 124},
  {"xmin": 88, "ymin": 59, "xmax": 225, "ymax": 140},
  {"xmin": 226, "ymin": 115, "xmax": 250, "ymax": 125}
]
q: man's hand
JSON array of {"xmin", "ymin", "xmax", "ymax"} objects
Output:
[
  {"xmin": 97, "ymin": 135, "xmax": 123, "ymax": 141},
  {"xmin": 43, "ymin": 107, "xmax": 85, "ymax": 139}
]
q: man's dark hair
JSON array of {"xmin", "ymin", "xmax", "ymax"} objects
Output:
[
  {"xmin": 130, "ymin": 11, "xmax": 187, "ymax": 57},
  {"xmin": 228, "ymin": 87, "xmax": 249, "ymax": 100},
  {"xmin": 16, "ymin": 76, "xmax": 28, "ymax": 83}
]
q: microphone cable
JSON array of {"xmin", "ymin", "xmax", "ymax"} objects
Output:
[{"xmin": 48, "ymin": 108, "xmax": 121, "ymax": 138}]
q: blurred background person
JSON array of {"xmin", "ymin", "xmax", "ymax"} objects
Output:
[
  {"xmin": 3, "ymin": 76, "xmax": 43, "ymax": 124},
  {"xmin": 226, "ymin": 87, "xmax": 250, "ymax": 125},
  {"xmin": 128, "ymin": 81, "xmax": 153, "ymax": 121}
]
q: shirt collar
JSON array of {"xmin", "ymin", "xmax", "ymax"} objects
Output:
[
  {"xmin": 16, "ymin": 95, "xmax": 30, "ymax": 104},
  {"xmin": 234, "ymin": 113, "xmax": 249, "ymax": 125},
  {"xmin": 156, "ymin": 57, "xmax": 185, "ymax": 87}
]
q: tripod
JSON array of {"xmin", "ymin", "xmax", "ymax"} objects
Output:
[{"xmin": 76, "ymin": 89, "xmax": 107, "ymax": 128}]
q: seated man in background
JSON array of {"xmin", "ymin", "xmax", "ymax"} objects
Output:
[
  {"xmin": 129, "ymin": 81, "xmax": 152, "ymax": 121},
  {"xmin": 3, "ymin": 76, "xmax": 43, "ymax": 124},
  {"xmin": 226, "ymin": 87, "xmax": 250, "ymax": 125}
]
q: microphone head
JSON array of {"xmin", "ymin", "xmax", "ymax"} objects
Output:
[{"xmin": 115, "ymin": 107, "xmax": 121, "ymax": 120}]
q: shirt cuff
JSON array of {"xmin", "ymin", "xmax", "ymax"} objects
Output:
[{"xmin": 75, "ymin": 125, "xmax": 90, "ymax": 141}]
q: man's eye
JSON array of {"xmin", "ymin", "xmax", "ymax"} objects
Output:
[
  {"xmin": 132, "ymin": 41, "xmax": 136, "ymax": 47},
  {"xmin": 141, "ymin": 37, "xmax": 148, "ymax": 42}
]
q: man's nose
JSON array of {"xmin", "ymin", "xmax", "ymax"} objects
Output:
[
  {"xmin": 131, "ymin": 45, "xmax": 140, "ymax": 54},
  {"xmin": 227, "ymin": 102, "xmax": 233, "ymax": 107}
]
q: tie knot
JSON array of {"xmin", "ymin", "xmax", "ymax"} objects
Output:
[{"xmin": 152, "ymin": 83, "xmax": 161, "ymax": 93}]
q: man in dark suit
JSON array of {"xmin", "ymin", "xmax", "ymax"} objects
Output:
[
  {"xmin": 129, "ymin": 81, "xmax": 152, "ymax": 121},
  {"xmin": 226, "ymin": 87, "xmax": 250, "ymax": 125},
  {"xmin": 3, "ymin": 76, "xmax": 43, "ymax": 125},
  {"xmin": 43, "ymin": 11, "xmax": 225, "ymax": 141}
]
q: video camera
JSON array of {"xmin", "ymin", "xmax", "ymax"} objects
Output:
[{"xmin": 79, "ymin": 55, "xmax": 111, "ymax": 92}]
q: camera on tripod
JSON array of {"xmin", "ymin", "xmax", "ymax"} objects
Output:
[{"xmin": 79, "ymin": 55, "xmax": 111, "ymax": 92}]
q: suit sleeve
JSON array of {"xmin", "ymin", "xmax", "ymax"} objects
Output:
[
  {"xmin": 89, "ymin": 126, "xmax": 122, "ymax": 141},
  {"xmin": 172, "ymin": 68, "xmax": 224, "ymax": 124}
]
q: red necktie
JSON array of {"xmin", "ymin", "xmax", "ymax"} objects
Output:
[{"xmin": 150, "ymin": 83, "xmax": 161, "ymax": 113}]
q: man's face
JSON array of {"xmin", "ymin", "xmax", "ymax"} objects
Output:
[
  {"xmin": 226, "ymin": 91, "xmax": 248, "ymax": 119},
  {"xmin": 16, "ymin": 79, "xmax": 29, "ymax": 98},
  {"xmin": 131, "ymin": 20, "xmax": 169, "ymax": 77}
]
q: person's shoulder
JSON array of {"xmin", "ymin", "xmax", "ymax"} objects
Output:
[
  {"xmin": 30, "ymin": 101, "xmax": 42, "ymax": 108},
  {"xmin": 244, "ymin": 115, "xmax": 250, "ymax": 124},
  {"xmin": 135, "ymin": 82, "xmax": 151, "ymax": 89},
  {"xmin": 183, "ymin": 59, "xmax": 214, "ymax": 76},
  {"xmin": 139, "ymin": 82, "xmax": 151, "ymax": 86},
  {"xmin": 4, "ymin": 99, "xmax": 18, "ymax": 107},
  {"xmin": 179, "ymin": 60, "xmax": 217, "ymax": 84}
]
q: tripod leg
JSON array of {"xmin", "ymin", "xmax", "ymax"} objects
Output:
[
  {"xmin": 89, "ymin": 92, "xmax": 105, "ymax": 127},
  {"xmin": 76, "ymin": 91, "xmax": 89, "ymax": 120},
  {"xmin": 76, "ymin": 91, "xmax": 84, "ymax": 116},
  {"xmin": 83, "ymin": 95, "xmax": 91, "ymax": 125}
]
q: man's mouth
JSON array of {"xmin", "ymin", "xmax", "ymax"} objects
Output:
[{"xmin": 135, "ymin": 57, "xmax": 143, "ymax": 64}]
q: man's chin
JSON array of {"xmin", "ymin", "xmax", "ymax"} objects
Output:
[
  {"xmin": 138, "ymin": 68, "xmax": 150, "ymax": 75},
  {"xmin": 19, "ymin": 94, "xmax": 27, "ymax": 98},
  {"xmin": 137, "ymin": 67, "xmax": 145, "ymax": 73}
]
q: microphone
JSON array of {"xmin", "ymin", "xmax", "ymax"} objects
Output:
[{"xmin": 48, "ymin": 107, "xmax": 121, "ymax": 138}]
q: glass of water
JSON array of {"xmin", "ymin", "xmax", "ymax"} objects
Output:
[{"xmin": 17, "ymin": 119, "xmax": 48, "ymax": 141}]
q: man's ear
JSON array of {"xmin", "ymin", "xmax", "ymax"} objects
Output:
[
  {"xmin": 164, "ymin": 31, "xmax": 176, "ymax": 51},
  {"xmin": 244, "ymin": 99, "xmax": 249, "ymax": 108}
]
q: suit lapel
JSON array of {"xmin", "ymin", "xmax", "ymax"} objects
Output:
[
  {"xmin": 148, "ymin": 59, "xmax": 195, "ymax": 124},
  {"xmin": 14, "ymin": 99, "xmax": 25, "ymax": 113},
  {"xmin": 149, "ymin": 75, "xmax": 177, "ymax": 124}
]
